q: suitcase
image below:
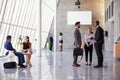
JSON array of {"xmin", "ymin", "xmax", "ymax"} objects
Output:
[{"xmin": 3, "ymin": 62, "xmax": 17, "ymax": 69}]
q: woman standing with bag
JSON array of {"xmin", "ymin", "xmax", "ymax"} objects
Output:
[{"xmin": 84, "ymin": 27, "xmax": 94, "ymax": 66}]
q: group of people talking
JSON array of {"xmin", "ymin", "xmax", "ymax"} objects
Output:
[{"xmin": 73, "ymin": 21, "xmax": 104, "ymax": 68}]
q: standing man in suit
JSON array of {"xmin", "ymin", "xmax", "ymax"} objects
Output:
[
  {"xmin": 94, "ymin": 21, "xmax": 104, "ymax": 68},
  {"xmin": 73, "ymin": 22, "xmax": 82, "ymax": 67}
]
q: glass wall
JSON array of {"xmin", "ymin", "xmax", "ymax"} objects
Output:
[
  {"xmin": 0, "ymin": 0, "xmax": 57, "ymax": 56},
  {"xmin": 0, "ymin": 0, "xmax": 38, "ymax": 56},
  {"xmin": 41, "ymin": 0, "xmax": 59, "ymax": 48},
  {"xmin": 41, "ymin": 0, "xmax": 55, "ymax": 48}
]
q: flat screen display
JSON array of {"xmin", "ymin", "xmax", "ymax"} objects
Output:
[{"xmin": 67, "ymin": 11, "xmax": 92, "ymax": 25}]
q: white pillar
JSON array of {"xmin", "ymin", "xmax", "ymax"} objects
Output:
[
  {"xmin": 53, "ymin": 0, "xmax": 57, "ymax": 51},
  {"xmin": 53, "ymin": 0, "xmax": 57, "ymax": 80},
  {"xmin": 36, "ymin": 0, "xmax": 42, "ymax": 56}
]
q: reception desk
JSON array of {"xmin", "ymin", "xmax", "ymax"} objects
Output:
[{"xmin": 113, "ymin": 41, "xmax": 120, "ymax": 58}]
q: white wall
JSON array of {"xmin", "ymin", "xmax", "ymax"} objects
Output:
[
  {"xmin": 104, "ymin": 0, "xmax": 120, "ymax": 52},
  {"xmin": 56, "ymin": 0, "xmax": 104, "ymax": 50}
]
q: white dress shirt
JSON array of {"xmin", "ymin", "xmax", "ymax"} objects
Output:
[{"xmin": 84, "ymin": 33, "xmax": 94, "ymax": 45}]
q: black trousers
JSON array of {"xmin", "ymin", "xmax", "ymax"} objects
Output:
[
  {"xmin": 14, "ymin": 52, "xmax": 25, "ymax": 65},
  {"xmin": 84, "ymin": 44, "xmax": 93, "ymax": 62},
  {"xmin": 73, "ymin": 49, "xmax": 78, "ymax": 65},
  {"xmin": 50, "ymin": 43, "xmax": 53, "ymax": 51},
  {"xmin": 94, "ymin": 43, "xmax": 103, "ymax": 66},
  {"xmin": 73, "ymin": 56, "xmax": 78, "ymax": 65}
]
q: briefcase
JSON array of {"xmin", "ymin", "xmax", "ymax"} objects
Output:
[
  {"xmin": 73, "ymin": 48, "xmax": 83, "ymax": 62},
  {"xmin": 73, "ymin": 48, "xmax": 83, "ymax": 56},
  {"xmin": 3, "ymin": 62, "xmax": 17, "ymax": 69}
]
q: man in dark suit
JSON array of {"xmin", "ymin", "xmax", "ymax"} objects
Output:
[
  {"xmin": 73, "ymin": 22, "xmax": 81, "ymax": 67},
  {"xmin": 94, "ymin": 21, "xmax": 104, "ymax": 68}
]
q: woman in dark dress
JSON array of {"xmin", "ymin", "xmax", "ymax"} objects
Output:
[{"xmin": 22, "ymin": 36, "xmax": 32, "ymax": 68}]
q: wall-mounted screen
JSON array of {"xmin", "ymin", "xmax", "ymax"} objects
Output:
[{"xmin": 67, "ymin": 11, "xmax": 92, "ymax": 25}]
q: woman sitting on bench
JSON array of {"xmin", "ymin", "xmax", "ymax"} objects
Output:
[{"xmin": 22, "ymin": 36, "xmax": 32, "ymax": 68}]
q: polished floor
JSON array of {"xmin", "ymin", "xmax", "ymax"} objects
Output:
[{"xmin": 0, "ymin": 49, "xmax": 120, "ymax": 80}]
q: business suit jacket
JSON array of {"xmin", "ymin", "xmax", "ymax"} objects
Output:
[
  {"xmin": 95, "ymin": 26, "xmax": 104, "ymax": 44},
  {"xmin": 94, "ymin": 26, "xmax": 104, "ymax": 66},
  {"xmin": 74, "ymin": 28, "xmax": 82, "ymax": 48}
]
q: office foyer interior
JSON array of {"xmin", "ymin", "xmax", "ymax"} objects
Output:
[{"xmin": 0, "ymin": 0, "xmax": 120, "ymax": 80}]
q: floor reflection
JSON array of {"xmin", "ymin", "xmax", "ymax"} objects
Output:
[
  {"xmin": 3, "ymin": 68, "xmax": 33, "ymax": 80},
  {"xmin": 4, "ymin": 69, "xmax": 17, "ymax": 80},
  {"xmin": 58, "ymin": 52, "xmax": 63, "ymax": 68},
  {"xmin": 113, "ymin": 62, "xmax": 120, "ymax": 80},
  {"xmin": 85, "ymin": 67, "xmax": 93, "ymax": 80},
  {"xmin": 73, "ymin": 68, "xmax": 80, "ymax": 80},
  {"xmin": 0, "ymin": 49, "xmax": 120, "ymax": 80},
  {"xmin": 97, "ymin": 68, "xmax": 103, "ymax": 80}
]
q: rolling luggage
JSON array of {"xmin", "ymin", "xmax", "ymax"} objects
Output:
[{"xmin": 3, "ymin": 62, "xmax": 17, "ymax": 69}]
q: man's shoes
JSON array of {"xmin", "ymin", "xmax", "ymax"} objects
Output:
[
  {"xmin": 72, "ymin": 64, "xmax": 80, "ymax": 67},
  {"xmin": 20, "ymin": 65, "xmax": 27, "ymax": 68},
  {"xmin": 18, "ymin": 64, "xmax": 20, "ymax": 66},
  {"xmin": 76, "ymin": 64, "xmax": 80, "ymax": 66},
  {"xmin": 94, "ymin": 65, "xmax": 103, "ymax": 68}
]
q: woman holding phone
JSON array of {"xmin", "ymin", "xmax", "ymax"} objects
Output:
[{"xmin": 84, "ymin": 27, "xmax": 94, "ymax": 66}]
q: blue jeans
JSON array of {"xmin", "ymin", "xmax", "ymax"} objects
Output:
[{"xmin": 14, "ymin": 52, "xmax": 25, "ymax": 65}]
